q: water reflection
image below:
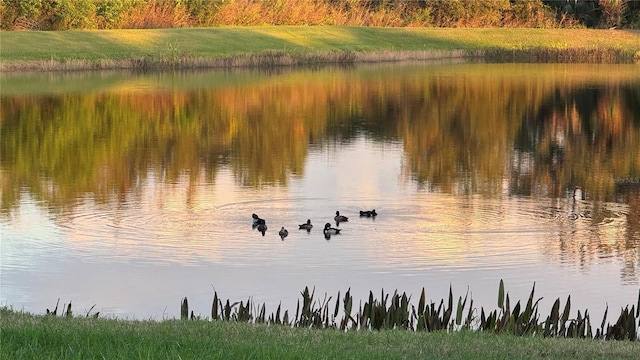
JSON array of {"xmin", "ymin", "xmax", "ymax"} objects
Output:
[{"xmin": 1, "ymin": 63, "xmax": 639, "ymax": 318}]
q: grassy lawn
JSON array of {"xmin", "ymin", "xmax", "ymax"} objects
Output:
[
  {"xmin": 2, "ymin": 307, "xmax": 640, "ymax": 360},
  {"xmin": 2, "ymin": 27, "xmax": 639, "ymax": 63}
]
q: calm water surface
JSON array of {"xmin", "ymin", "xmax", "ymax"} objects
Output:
[{"xmin": 1, "ymin": 62, "xmax": 639, "ymax": 320}]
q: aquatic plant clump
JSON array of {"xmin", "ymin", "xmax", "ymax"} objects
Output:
[
  {"xmin": 162, "ymin": 280, "xmax": 640, "ymax": 341},
  {"xmin": 40, "ymin": 281, "xmax": 640, "ymax": 340}
]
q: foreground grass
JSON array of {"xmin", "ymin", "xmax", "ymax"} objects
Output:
[
  {"xmin": 1, "ymin": 308, "xmax": 639, "ymax": 360},
  {"xmin": 2, "ymin": 27, "xmax": 640, "ymax": 71}
]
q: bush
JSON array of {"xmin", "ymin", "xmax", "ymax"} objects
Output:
[
  {"xmin": 183, "ymin": 0, "xmax": 226, "ymax": 27},
  {"xmin": 598, "ymin": 0, "xmax": 627, "ymax": 28},
  {"xmin": 506, "ymin": 0, "xmax": 556, "ymax": 28},
  {"xmin": 1, "ymin": 0, "xmax": 44, "ymax": 30},
  {"xmin": 48, "ymin": 0, "xmax": 97, "ymax": 30},
  {"xmin": 1, "ymin": 0, "xmax": 639, "ymax": 30},
  {"xmin": 119, "ymin": 0, "xmax": 193, "ymax": 29},
  {"xmin": 95, "ymin": 0, "xmax": 140, "ymax": 29}
]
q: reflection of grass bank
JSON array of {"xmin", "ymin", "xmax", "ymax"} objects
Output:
[{"xmin": 2, "ymin": 27, "xmax": 639, "ymax": 71}]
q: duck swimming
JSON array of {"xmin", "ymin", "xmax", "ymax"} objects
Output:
[
  {"xmin": 279, "ymin": 227, "xmax": 289, "ymax": 239},
  {"xmin": 252, "ymin": 213, "xmax": 266, "ymax": 226},
  {"xmin": 323, "ymin": 222, "xmax": 341, "ymax": 235},
  {"xmin": 359, "ymin": 209, "xmax": 377, "ymax": 217},
  {"xmin": 298, "ymin": 219, "xmax": 313, "ymax": 231},
  {"xmin": 334, "ymin": 211, "xmax": 348, "ymax": 223},
  {"xmin": 257, "ymin": 223, "xmax": 267, "ymax": 236}
]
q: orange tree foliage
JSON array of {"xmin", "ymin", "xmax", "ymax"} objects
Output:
[{"xmin": 2, "ymin": 0, "xmax": 639, "ymax": 30}]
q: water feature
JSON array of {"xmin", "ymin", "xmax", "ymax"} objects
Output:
[{"xmin": 1, "ymin": 62, "xmax": 639, "ymax": 320}]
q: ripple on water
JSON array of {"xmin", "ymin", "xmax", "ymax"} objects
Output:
[{"xmin": 4, "ymin": 186, "xmax": 635, "ymax": 319}]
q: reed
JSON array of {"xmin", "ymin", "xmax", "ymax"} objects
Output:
[
  {"xmin": 2, "ymin": 46, "xmax": 637, "ymax": 73},
  {"xmin": 0, "ymin": 50, "xmax": 468, "ymax": 72},
  {"xmin": 482, "ymin": 47, "xmax": 639, "ymax": 63}
]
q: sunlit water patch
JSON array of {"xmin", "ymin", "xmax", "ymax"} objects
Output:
[
  {"xmin": 2, "ymin": 63, "xmax": 639, "ymax": 320},
  {"xmin": 2, "ymin": 142, "xmax": 636, "ymax": 319}
]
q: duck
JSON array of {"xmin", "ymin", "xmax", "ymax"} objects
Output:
[
  {"xmin": 252, "ymin": 213, "xmax": 266, "ymax": 226},
  {"xmin": 334, "ymin": 211, "xmax": 348, "ymax": 223},
  {"xmin": 359, "ymin": 209, "xmax": 377, "ymax": 217},
  {"xmin": 323, "ymin": 222, "xmax": 341, "ymax": 235},
  {"xmin": 257, "ymin": 223, "xmax": 267, "ymax": 236},
  {"xmin": 279, "ymin": 227, "xmax": 289, "ymax": 239},
  {"xmin": 298, "ymin": 219, "xmax": 313, "ymax": 231}
]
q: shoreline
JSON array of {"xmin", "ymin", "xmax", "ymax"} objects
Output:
[
  {"xmin": 0, "ymin": 49, "xmax": 472, "ymax": 72},
  {"xmin": 2, "ymin": 27, "xmax": 640, "ymax": 72},
  {"xmin": 2, "ymin": 47, "xmax": 638, "ymax": 73}
]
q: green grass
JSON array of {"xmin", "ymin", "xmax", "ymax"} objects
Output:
[
  {"xmin": 2, "ymin": 307, "xmax": 639, "ymax": 360},
  {"xmin": 1, "ymin": 27, "xmax": 639, "ymax": 68}
]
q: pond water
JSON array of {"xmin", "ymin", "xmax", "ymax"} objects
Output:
[{"xmin": 1, "ymin": 62, "xmax": 639, "ymax": 321}]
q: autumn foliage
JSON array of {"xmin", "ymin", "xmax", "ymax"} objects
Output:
[{"xmin": 2, "ymin": 0, "xmax": 639, "ymax": 30}]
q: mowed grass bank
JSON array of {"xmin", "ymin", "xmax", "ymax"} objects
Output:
[
  {"xmin": 2, "ymin": 27, "xmax": 640, "ymax": 71},
  {"xmin": 2, "ymin": 308, "xmax": 640, "ymax": 360}
]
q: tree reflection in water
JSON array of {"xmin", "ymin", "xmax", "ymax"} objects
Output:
[{"xmin": 1, "ymin": 62, "xmax": 639, "ymax": 285}]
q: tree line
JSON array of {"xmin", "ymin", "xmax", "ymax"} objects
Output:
[{"xmin": 2, "ymin": 0, "xmax": 639, "ymax": 31}]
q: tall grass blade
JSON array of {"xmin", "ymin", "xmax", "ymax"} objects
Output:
[
  {"xmin": 456, "ymin": 296, "xmax": 464, "ymax": 326},
  {"xmin": 560, "ymin": 296, "xmax": 571, "ymax": 335},
  {"xmin": 456, "ymin": 288, "xmax": 469, "ymax": 327},
  {"xmin": 448, "ymin": 285, "xmax": 453, "ymax": 315},
  {"xmin": 181, "ymin": 297, "xmax": 188, "ymax": 320},
  {"xmin": 211, "ymin": 292, "xmax": 219, "ymax": 320},
  {"xmin": 498, "ymin": 279, "xmax": 505, "ymax": 309},
  {"xmin": 465, "ymin": 299, "xmax": 474, "ymax": 329},
  {"xmin": 418, "ymin": 288, "xmax": 426, "ymax": 315},
  {"xmin": 547, "ymin": 298, "xmax": 560, "ymax": 336},
  {"xmin": 258, "ymin": 303, "xmax": 265, "ymax": 323},
  {"xmin": 600, "ymin": 305, "xmax": 609, "ymax": 338},
  {"xmin": 47, "ymin": 298, "xmax": 60, "ymax": 316},
  {"xmin": 400, "ymin": 292, "xmax": 409, "ymax": 329},
  {"xmin": 65, "ymin": 302, "xmax": 72, "ymax": 317},
  {"xmin": 84, "ymin": 304, "xmax": 96, "ymax": 318},
  {"xmin": 523, "ymin": 283, "xmax": 535, "ymax": 321}
]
